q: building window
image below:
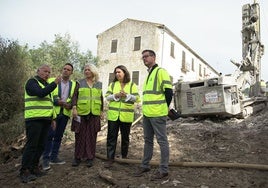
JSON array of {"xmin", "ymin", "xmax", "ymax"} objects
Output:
[
  {"xmin": 181, "ymin": 51, "xmax": 186, "ymax": 73},
  {"xmin": 134, "ymin": 36, "xmax": 141, "ymax": 51},
  {"xmin": 199, "ymin": 64, "xmax": 202, "ymax": 76},
  {"xmin": 191, "ymin": 58, "xmax": 195, "ymax": 71},
  {"xmin": 111, "ymin": 39, "xmax": 117, "ymax": 53},
  {"xmin": 203, "ymin": 67, "xmax": 206, "ymax": 77},
  {"xmin": 170, "ymin": 42, "xmax": 175, "ymax": 58},
  {"xmin": 132, "ymin": 71, "xmax": 139, "ymax": 85},
  {"xmin": 108, "ymin": 73, "xmax": 114, "ymax": 85}
]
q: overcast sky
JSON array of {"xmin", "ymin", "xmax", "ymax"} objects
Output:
[{"xmin": 1, "ymin": 0, "xmax": 267, "ymax": 81}]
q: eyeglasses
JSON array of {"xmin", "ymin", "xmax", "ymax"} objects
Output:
[{"xmin": 142, "ymin": 55, "xmax": 151, "ymax": 59}]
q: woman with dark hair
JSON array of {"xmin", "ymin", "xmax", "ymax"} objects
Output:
[{"xmin": 104, "ymin": 65, "xmax": 140, "ymax": 168}]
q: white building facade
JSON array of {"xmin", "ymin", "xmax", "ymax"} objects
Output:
[{"xmin": 96, "ymin": 18, "xmax": 219, "ymax": 95}]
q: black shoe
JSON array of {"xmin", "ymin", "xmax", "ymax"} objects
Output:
[
  {"xmin": 20, "ymin": 169, "xmax": 37, "ymax": 183},
  {"xmin": 31, "ymin": 166, "xmax": 47, "ymax": 177},
  {"xmin": 87, "ymin": 159, "xmax": 93, "ymax": 168},
  {"xmin": 133, "ymin": 167, "xmax": 151, "ymax": 177},
  {"xmin": 72, "ymin": 158, "xmax": 81, "ymax": 167},
  {"xmin": 104, "ymin": 159, "xmax": 114, "ymax": 168},
  {"xmin": 150, "ymin": 171, "xmax": 168, "ymax": 181}
]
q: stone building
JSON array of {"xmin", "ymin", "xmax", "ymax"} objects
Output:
[{"xmin": 96, "ymin": 18, "xmax": 219, "ymax": 95}]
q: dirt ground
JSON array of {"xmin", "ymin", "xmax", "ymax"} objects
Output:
[{"xmin": 0, "ymin": 108, "xmax": 268, "ymax": 188}]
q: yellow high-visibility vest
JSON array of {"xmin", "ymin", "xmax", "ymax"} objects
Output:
[
  {"xmin": 24, "ymin": 78, "xmax": 54, "ymax": 120},
  {"xmin": 106, "ymin": 81, "xmax": 140, "ymax": 123},
  {"xmin": 77, "ymin": 79, "xmax": 102, "ymax": 116},
  {"xmin": 48, "ymin": 78, "xmax": 76, "ymax": 117},
  {"xmin": 142, "ymin": 67, "xmax": 172, "ymax": 117}
]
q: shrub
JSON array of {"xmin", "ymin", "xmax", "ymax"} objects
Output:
[{"xmin": 0, "ymin": 37, "xmax": 28, "ymax": 122}]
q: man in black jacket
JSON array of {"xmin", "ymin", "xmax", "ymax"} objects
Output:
[{"xmin": 20, "ymin": 64, "xmax": 61, "ymax": 183}]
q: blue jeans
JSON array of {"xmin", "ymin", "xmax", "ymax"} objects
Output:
[
  {"xmin": 141, "ymin": 116, "xmax": 169, "ymax": 174},
  {"xmin": 43, "ymin": 114, "xmax": 69, "ymax": 161}
]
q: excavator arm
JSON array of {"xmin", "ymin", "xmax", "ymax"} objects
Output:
[{"xmin": 239, "ymin": 2, "xmax": 264, "ymax": 97}]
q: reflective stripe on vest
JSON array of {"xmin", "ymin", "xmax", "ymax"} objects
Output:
[
  {"xmin": 142, "ymin": 67, "xmax": 172, "ymax": 117},
  {"xmin": 106, "ymin": 81, "xmax": 139, "ymax": 123},
  {"xmin": 77, "ymin": 79, "xmax": 102, "ymax": 115},
  {"xmin": 24, "ymin": 79, "xmax": 53, "ymax": 120}
]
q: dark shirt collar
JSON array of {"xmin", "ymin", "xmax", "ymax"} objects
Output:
[
  {"xmin": 34, "ymin": 75, "xmax": 48, "ymax": 85},
  {"xmin": 147, "ymin": 64, "xmax": 158, "ymax": 73}
]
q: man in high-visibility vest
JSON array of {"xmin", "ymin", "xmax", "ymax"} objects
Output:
[
  {"xmin": 42, "ymin": 63, "xmax": 76, "ymax": 171},
  {"xmin": 134, "ymin": 50, "xmax": 173, "ymax": 180},
  {"xmin": 20, "ymin": 64, "xmax": 61, "ymax": 183}
]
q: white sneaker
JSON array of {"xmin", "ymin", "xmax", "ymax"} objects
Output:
[
  {"xmin": 42, "ymin": 160, "xmax": 51, "ymax": 171},
  {"xmin": 50, "ymin": 157, "xmax": 66, "ymax": 165}
]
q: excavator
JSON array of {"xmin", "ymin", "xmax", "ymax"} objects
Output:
[{"xmin": 173, "ymin": 1, "xmax": 267, "ymax": 118}]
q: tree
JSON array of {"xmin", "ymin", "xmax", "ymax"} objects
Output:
[
  {"xmin": 29, "ymin": 33, "xmax": 98, "ymax": 79},
  {"xmin": 0, "ymin": 34, "xmax": 98, "ymax": 121},
  {"xmin": 0, "ymin": 37, "xmax": 29, "ymax": 122}
]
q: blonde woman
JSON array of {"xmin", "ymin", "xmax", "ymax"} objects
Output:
[{"xmin": 71, "ymin": 64, "xmax": 103, "ymax": 167}]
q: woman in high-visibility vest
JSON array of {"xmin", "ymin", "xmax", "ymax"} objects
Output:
[
  {"xmin": 71, "ymin": 64, "xmax": 103, "ymax": 168},
  {"xmin": 104, "ymin": 65, "xmax": 140, "ymax": 168}
]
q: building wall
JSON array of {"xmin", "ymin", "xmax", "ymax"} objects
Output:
[
  {"xmin": 159, "ymin": 28, "xmax": 218, "ymax": 82},
  {"xmin": 96, "ymin": 19, "xmax": 219, "ymax": 95}
]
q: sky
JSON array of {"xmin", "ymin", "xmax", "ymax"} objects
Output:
[{"xmin": 1, "ymin": 0, "xmax": 268, "ymax": 81}]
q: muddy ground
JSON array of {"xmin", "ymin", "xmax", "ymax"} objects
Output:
[{"xmin": 0, "ymin": 108, "xmax": 268, "ymax": 188}]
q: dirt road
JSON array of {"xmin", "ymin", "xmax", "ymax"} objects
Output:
[{"xmin": 0, "ymin": 109, "xmax": 268, "ymax": 187}]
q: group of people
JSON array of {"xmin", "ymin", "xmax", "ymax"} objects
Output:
[{"xmin": 20, "ymin": 49, "xmax": 173, "ymax": 183}]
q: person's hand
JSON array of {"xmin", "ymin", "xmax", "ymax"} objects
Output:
[
  {"xmin": 58, "ymin": 99, "xmax": 65, "ymax": 107},
  {"xmin": 51, "ymin": 120, "xmax": 56, "ymax": 131},
  {"xmin": 120, "ymin": 90, "xmax": 127, "ymax": 98},
  {"xmin": 72, "ymin": 106, "xmax": 78, "ymax": 118},
  {"xmin": 100, "ymin": 111, "xmax": 104, "ymax": 120},
  {"xmin": 54, "ymin": 75, "xmax": 61, "ymax": 84},
  {"xmin": 114, "ymin": 92, "xmax": 122, "ymax": 99},
  {"xmin": 114, "ymin": 91, "xmax": 127, "ymax": 99},
  {"xmin": 63, "ymin": 103, "xmax": 72, "ymax": 109}
]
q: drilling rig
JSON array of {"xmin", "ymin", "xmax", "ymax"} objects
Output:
[{"xmin": 173, "ymin": 1, "xmax": 266, "ymax": 118}]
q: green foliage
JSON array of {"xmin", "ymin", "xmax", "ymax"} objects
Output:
[
  {"xmin": 0, "ymin": 33, "xmax": 98, "ymax": 122},
  {"xmin": 0, "ymin": 112, "xmax": 24, "ymax": 144},
  {"xmin": 0, "ymin": 37, "xmax": 28, "ymax": 123},
  {"xmin": 0, "ymin": 33, "xmax": 98, "ymax": 150},
  {"xmin": 28, "ymin": 33, "xmax": 98, "ymax": 78}
]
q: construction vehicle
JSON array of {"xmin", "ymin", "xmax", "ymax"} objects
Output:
[{"xmin": 173, "ymin": 1, "xmax": 266, "ymax": 118}]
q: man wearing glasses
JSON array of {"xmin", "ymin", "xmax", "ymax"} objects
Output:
[{"xmin": 134, "ymin": 49, "xmax": 173, "ymax": 180}]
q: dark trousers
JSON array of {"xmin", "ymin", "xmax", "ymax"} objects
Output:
[
  {"xmin": 106, "ymin": 119, "xmax": 131, "ymax": 159},
  {"xmin": 43, "ymin": 114, "xmax": 69, "ymax": 161},
  {"xmin": 21, "ymin": 119, "xmax": 51, "ymax": 172}
]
